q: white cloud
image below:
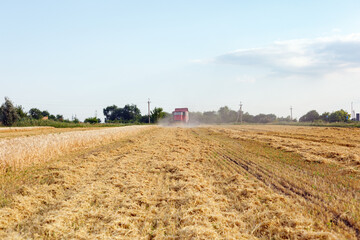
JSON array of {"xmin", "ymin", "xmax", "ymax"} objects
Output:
[{"xmin": 210, "ymin": 34, "xmax": 360, "ymax": 77}]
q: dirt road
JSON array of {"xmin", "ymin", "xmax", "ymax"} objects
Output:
[{"xmin": 0, "ymin": 126, "xmax": 354, "ymax": 239}]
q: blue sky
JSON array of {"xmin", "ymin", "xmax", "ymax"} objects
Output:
[{"xmin": 1, "ymin": 1, "xmax": 360, "ymax": 120}]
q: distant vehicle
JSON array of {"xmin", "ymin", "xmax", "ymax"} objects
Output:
[{"xmin": 172, "ymin": 108, "xmax": 189, "ymax": 124}]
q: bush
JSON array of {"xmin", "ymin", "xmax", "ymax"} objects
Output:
[{"xmin": 84, "ymin": 117, "xmax": 101, "ymax": 124}]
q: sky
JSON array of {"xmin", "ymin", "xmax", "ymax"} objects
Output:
[{"xmin": 1, "ymin": 0, "xmax": 360, "ymax": 121}]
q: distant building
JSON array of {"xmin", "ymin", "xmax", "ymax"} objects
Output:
[{"xmin": 42, "ymin": 116, "xmax": 48, "ymax": 120}]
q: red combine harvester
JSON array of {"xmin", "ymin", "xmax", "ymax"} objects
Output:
[{"xmin": 172, "ymin": 108, "xmax": 189, "ymax": 124}]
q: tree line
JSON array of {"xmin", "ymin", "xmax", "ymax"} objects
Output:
[
  {"xmin": 103, "ymin": 104, "xmax": 167, "ymax": 123},
  {"xmin": 0, "ymin": 97, "xmax": 83, "ymax": 126},
  {"xmin": 299, "ymin": 109, "xmax": 350, "ymax": 123},
  {"xmin": 0, "ymin": 97, "xmax": 354, "ymax": 127},
  {"xmin": 190, "ymin": 106, "xmax": 291, "ymax": 124},
  {"xmin": 190, "ymin": 107, "xmax": 353, "ymax": 124},
  {"xmin": 0, "ymin": 97, "xmax": 167, "ymax": 126}
]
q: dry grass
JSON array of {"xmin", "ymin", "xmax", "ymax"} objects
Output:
[
  {"xmin": 0, "ymin": 126, "xmax": 108, "ymax": 140},
  {"xmin": 0, "ymin": 126, "xmax": 153, "ymax": 173},
  {"xmin": 211, "ymin": 125, "xmax": 360, "ymax": 171},
  {"xmin": 0, "ymin": 127, "xmax": 339, "ymax": 239},
  {"xmin": 205, "ymin": 125, "xmax": 360, "ymax": 239},
  {"xmin": 0, "ymin": 127, "xmax": 55, "ymax": 132}
]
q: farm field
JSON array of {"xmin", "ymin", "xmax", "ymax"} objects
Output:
[
  {"xmin": 0, "ymin": 125, "xmax": 359, "ymax": 239},
  {"xmin": 0, "ymin": 126, "xmax": 106, "ymax": 140}
]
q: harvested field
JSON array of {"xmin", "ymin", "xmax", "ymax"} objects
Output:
[
  {"xmin": 0, "ymin": 126, "xmax": 104, "ymax": 140},
  {"xmin": 209, "ymin": 125, "xmax": 360, "ymax": 170},
  {"xmin": 0, "ymin": 125, "xmax": 358, "ymax": 239},
  {"xmin": 0, "ymin": 127, "xmax": 55, "ymax": 132},
  {"xmin": 206, "ymin": 125, "xmax": 360, "ymax": 239},
  {"xmin": 0, "ymin": 126, "xmax": 152, "ymax": 173}
]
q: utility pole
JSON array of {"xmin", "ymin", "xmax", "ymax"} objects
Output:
[
  {"xmin": 240, "ymin": 102, "xmax": 243, "ymax": 123},
  {"xmin": 148, "ymin": 98, "xmax": 151, "ymax": 124},
  {"xmin": 237, "ymin": 102, "xmax": 243, "ymax": 123},
  {"xmin": 290, "ymin": 106, "xmax": 293, "ymax": 121}
]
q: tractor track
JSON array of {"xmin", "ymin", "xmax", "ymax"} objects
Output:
[
  {"xmin": 192, "ymin": 128, "xmax": 360, "ymax": 239},
  {"xmin": 221, "ymin": 152, "xmax": 360, "ymax": 239}
]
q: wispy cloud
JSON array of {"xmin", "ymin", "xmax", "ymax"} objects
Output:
[{"xmin": 199, "ymin": 34, "xmax": 360, "ymax": 77}]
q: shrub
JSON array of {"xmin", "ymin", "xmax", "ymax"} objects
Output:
[{"xmin": 84, "ymin": 117, "xmax": 101, "ymax": 124}]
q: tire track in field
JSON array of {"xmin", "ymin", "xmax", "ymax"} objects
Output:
[
  {"xmin": 221, "ymin": 150, "xmax": 360, "ymax": 240},
  {"xmin": 194, "ymin": 128, "xmax": 359, "ymax": 239},
  {"xmin": 212, "ymin": 126, "xmax": 360, "ymax": 169}
]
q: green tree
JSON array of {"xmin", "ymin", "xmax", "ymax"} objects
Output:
[
  {"xmin": 253, "ymin": 113, "xmax": 276, "ymax": 123},
  {"xmin": 277, "ymin": 116, "xmax": 292, "ymax": 122},
  {"xmin": 228, "ymin": 110, "xmax": 238, "ymax": 122},
  {"xmin": 16, "ymin": 105, "xmax": 27, "ymax": 119},
  {"xmin": 218, "ymin": 106, "xmax": 238, "ymax": 123},
  {"xmin": 218, "ymin": 106, "xmax": 231, "ymax": 122},
  {"xmin": 329, "ymin": 109, "xmax": 350, "ymax": 123},
  {"xmin": 103, "ymin": 104, "xmax": 141, "ymax": 123},
  {"xmin": 140, "ymin": 115, "xmax": 150, "ymax": 123},
  {"xmin": 242, "ymin": 112, "xmax": 254, "ymax": 123},
  {"xmin": 29, "ymin": 108, "xmax": 43, "ymax": 119},
  {"xmin": 121, "ymin": 104, "xmax": 141, "ymax": 122},
  {"xmin": 150, "ymin": 107, "xmax": 166, "ymax": 123},
  {"xmin": 299, "ymin": 110, "xmax": 320, "ymax": 122},
  {"xmin": 41, "ymin": 110, "xmax": 50, "ymax": 117},
  {"xmin": 103, "ymin": 105, "xmax": 118, "ymax": 122},
  {"xmin": 202, "ymin": 111, "xmax": 218, "ymax": 123},
  {"xmin": 0, "ymin": 97, "xmax": 19, "ymax": 126},
  {"xmin": 84, "ymin": 117, "xmax": 101, "ymax": 124},
  {"xmin": 56, "ymin": 114, "xmax": 64, "ymax": 121},
  {"xmin": 110, "ymin": 108, "xmax": 123, "ymax": 121},
  {"xmin": 72, "ymin": 117, "xmax": 80, "ymax": 124},
  {"xmin": 320, "ymin": 112, "xmax": 330, "ymax": 122},
  {"xmin": 188, "ymin": 111, "xmax": 203, "ymax": 124}
]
